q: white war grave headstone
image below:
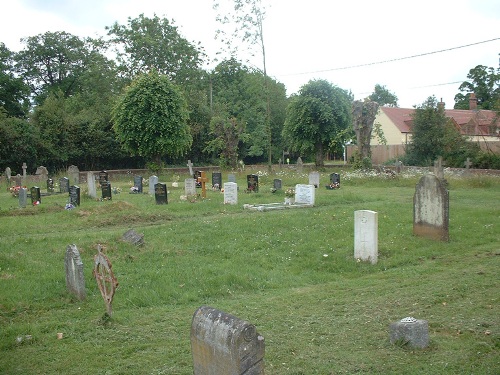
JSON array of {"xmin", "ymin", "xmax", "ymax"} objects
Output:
[
  {"xmin": 65, "ymin": 244, "xmax": 86, "ymax": 300},
  {"xmin": 223, "ymin": 182, "xmax": 238, "ymax": 205},
  {"xmin": 294, "ymin": 184, "xmax": 315, "ymax": 205},
  {"xmin": 413, "ymin": 174, "xmax": 449, "ymax": 241},
  {"xmin": 149, "ymin": 175, "xmax": 158, "ymax": 195},
  {"xmin": 87, "ymin": 172, "xmax": 97, "ymax": 198},
  {"xmin": 354, "ymin": 210, "xmax": 378, "ymax": 264}
]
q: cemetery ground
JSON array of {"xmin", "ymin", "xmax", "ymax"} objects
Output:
[{"xmin": 0, "ymin": 169, "xmax": 498, "ymax": 374}]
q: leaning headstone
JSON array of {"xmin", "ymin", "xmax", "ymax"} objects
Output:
[
  {"xmin": 18, "ymin": 187, "xmax": 27, "ymax": 208},
  {"xmin": 67, "ymin": 165, "xmax": 80, "ymax": 185},
  {"xmin": 354, "ymin": 210, "xmax": 378, "ymax": 264},
  {"xmin": 122, "ymin": 229, "xmax": 144, "ymax": 246},
  {"xmin": 149, "ymin": 175, "xmax": 158, "ymax": 195},
  {"xmin": 30, "ymin": 186, "xmax": 41, "ymax": 205},
  {"xmin": 297, "ymin": 157, "xmax": 303, "ymax": 173},
  {"xmin": 308, "ymin": 171, "xmax": 320, "ymax": 188},
  {"xmin": 212, "ymin": 172, "xmax": 222, "ymax": 190},
  {"xmin": 389, "ymin": 317, "xmax": 429, "ymax": 349},
  {"xmin": 69, "ymin": 185, "xmax": 80, "ymax": 206},
  {"xmin": 247, "ymin": 174, "xmax": 259, "ymax": 192},
  {"xmin": 60, "ymin": 177, "xmax": 70, "ymax": 193},
  {"xmin": 87, "ymin": 172, "xmax": 97, "ymax": 198},
  {"xmin": 185, "ymin": 178, "xmax": 197, "ymax": 196},
  {"xmin": 224, "ymin": 182, "xmax": 238, "ymax": 205},
  {"xmin": 133, "ymin": 175, "xmax": 143, "ymax": 193},
  {"xmin": 273, "ymin": 179, "xmax": 282, "ymax": 190},
  {"xmin": 191, "ymin": 306, "xmax": 265, "ymax": 375},
  {"xmin": 155, "ymin": 183, "xmax": 168, "ymax": 205},
  {"xmin": 294, "ymin": 184, "xmax": 315, "ymax": 205},
  {"xmin": 413, "ymin": 174, "xmax": 449, "ymax": 241},
  {"xmin": 65, "ymin": 244, "xmax": 86, "ymax": 301}
]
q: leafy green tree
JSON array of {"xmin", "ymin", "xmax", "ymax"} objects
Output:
[
  {"xmin": 454, "ymin": 65, "xmax": 500, "ymax": 110},
  {"xmin": 0, "ymin": 43, "xmax": 30, "ymax": 118},
  {"xmin": 283, "ymin": 79, "xmax": 352, "ymax": 167},
  {"xmin": 368, "ymin": 84, "xmax": 398, "ymax": 107},
  {"xmin": 112, "ymin": 72, "xmax": 192, "ymax": 165}
]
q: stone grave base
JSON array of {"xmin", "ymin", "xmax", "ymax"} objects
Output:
[
  {"xmin": 389, "ymin": 319, "xmax": 429, "ymax": 348},
  {"xmin": 243, "ymin": 202, "xmax": 313, "ymax": 212}
]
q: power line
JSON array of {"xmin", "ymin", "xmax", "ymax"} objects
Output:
[{"xmin": 280, "ymin": 37, "xmax": 500, "ymax": 77}]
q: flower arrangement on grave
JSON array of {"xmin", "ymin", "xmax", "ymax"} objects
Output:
[
  {"xmin": 112, "ymin": 187, "xmax": 122, "ymax": 194},
  {"xmin": 270, "ymin": 187, "xmax": 277, "ymax": 193},
  {"xmin": 130, "ymin": 186, "xmax": 140, "ymax": 193},
  {"xmin": 285, "ymin": 188, "xmax": 295, "ymax": 198},
  {"xmin": 326, "ymin": 182, "xmax": 340, "ymax": 190},
  {"xmin": 9, "ymin": 186, "xmax": 25, "ymax": 197}
]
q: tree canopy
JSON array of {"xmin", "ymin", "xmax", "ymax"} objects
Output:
[
  {"xmin": 112, "ymin": 72, "xmax": 192, "ymax": 165},
  {"xmin": 283, "ymin": 79, "xmax": 352, "ymax": 166},
  {"xmin": 454, "ymin": 65, "xmax": 500, "ymax": 110},
  {"xmin": 368, "ymin": 84, "xmax": 398, "ymax": 107}
]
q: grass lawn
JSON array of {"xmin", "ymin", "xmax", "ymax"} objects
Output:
[{"xmin": 0, "ymin": 168, "xmax": 498, "ymax": 374}]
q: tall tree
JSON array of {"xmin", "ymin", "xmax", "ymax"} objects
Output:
[
  {"xmin": 0, "ymin": 43, "xmax": 30, "ymax": 118},
  {"xmin": 283, "ymin": 79, "xmax": 352, "ymax": 167},
  {"xmin": 112, "ymin": 72, "xmax": 192, "ymax": 165},
  {"xmin": 454, "ymin": 65, "xmax": 500, "ymax": 110},
  {"xmin": 368, "ymin": 84, "xmax": 398, "ymax": 107}
]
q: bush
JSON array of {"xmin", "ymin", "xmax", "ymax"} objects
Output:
[{"xmin": 474, "ymin": 152, "xmax": 500, "ymax": 169}]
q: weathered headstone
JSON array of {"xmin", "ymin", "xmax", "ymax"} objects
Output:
[
  {"xmin": 185, "ymin": 178, "xmax": 197, "ymax": 196},
  {"xmin": 18, "ymin": 187, "xmax": 27, "ymax": 208},
  {"xmin": 12, "ymin": 174, "xmax": 22, "ymax": 187},
  {"xmin": 133, "ymin": 175, "xmax": 143, "ymax": 193},
  {"xmin": 59, "ymin": 177, "xmax": 70, "ymax": 193},
  {"xmin": 30, "ymin": 186, "xmax": 41, "ymax": 205},
  {"xmin": 149, "ymin": 175, "xmax": 158, "ymax": 195},
  {"xmin": 122, "ymin": 229, "xmax": 144, "ymax": 246},
  {"xmin": 247, "ymin": 174, "xmax": 259, "ymax": 192},
  {"xmin": 354, "ymin": 210, "xmax": 378, "ymax": 264},
  {"xmin": 67, "ymin": 165, "xmax": 80, "ymax": 185},
  {"xmin": 155, "ymin": 182, "xmax": 168, "ymax": 205},
  {"xmin": 308, "ymin": 171, "xmax": 320, "ymax": 188},
  {"xmin": 390, "ymin": 317, "xmax": 429, "ymax": 349},
  {"xmin": 35, "ymin": 166, "xmax": 48, "ymax": 182},
  {"xmin": 47, "ymin": 178, "xmax": 54, "ymax": 193},
  {"xmin": 224, "ymin": 182, "xmax": 238, "ymax": 205},
  {"xmin": 5, "ymin": 167, "xmax": 11, "ymax": 187},
  {"xmin": 228, "ymin": 174, "xmax": 236, "ymax": 183},
  {"xmin": 395, "ymin": 159, "xmax": 403, "ymax": 174},
  {"xmin": 65, "ymin": 244, "xmax": 86, "ymax": 301},
  {"xmin": 69, "ymin": 185, "xmax": 80, "ymax": 206},
  {"xmin": 294, "ymin": 184, "xmax": 315, "ymax": 205},
  {"xmin": 87, "ymin": 172, "xmax": 97, "ymax": 198},
  {"xmin": 98, "ymin": 170, "xmax": 109, "ymax": 186},
  {"xmin": 297, "ymin": 157, "xmax": 303, "ymax": 173},
  {"xmin": 191, "ymin": 306, "xmax": 265, "ymax": 375},
  {"xmin": 212, "ymin": 172, "xmax": 222, "ymax": 190},
  {"xmin": 273, "ymin": 179, "xmax": 282, "ymax": 190},
  {"xmin": 413, "ymin": 174, "xmax": 449, "ymax": 241},
  {"xmin": 187, "ymin": 160, "xmax": 194, "ymax": 176}
]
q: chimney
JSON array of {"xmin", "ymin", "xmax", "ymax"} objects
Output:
[
  {"xmin": 469, "ymin": 93, "xmax": 478, "ymax": 111},
  {"xmin": 438, "ymin": 98, "xmax": 445, "ymax": 110}
]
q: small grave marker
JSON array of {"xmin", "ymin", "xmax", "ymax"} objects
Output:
[
  {"xmin": 65, "ymin": 244, "xmax": 86, "ymax": 300},
  {"xmin": 30, "ymin": 186, "xmax": 41, "ymax": 205},
  {"xmin": 155, "ymin": 182, "xmax": 168, "ymax": 204},
  {"xmin": 464, "ymin": 158, "xmax": 472, "ymax": 171},
  {"xmin": 390, "ymin": 317, "xmax": 429, "ymax": 349},
  {"xmin": 247, "ymin": 174, "xmax": 259, "ymax": 192},
  {"xmin": 122, "ymin": 229, "xmax": 144, "ymax": 246},
  {"xmin": 69, "ymin": 185, "xmax": 80, "ymax": 206},
  {"xmin": 433, "ymin": 156, "xmax": 444, "ymax": 181},
  {"xmin": 191, "ymin": 306, "xmax": 265, "ymax": 375},
  {"xmin": 22, "ymin": 162, "xmax": 27, "ymax": 182},
  {"xmin": 197, "ymin": 171, "xmax": 209, "ymax": 198},
  {"xmin": 224, "ymin": 182, "xmax": 238, "ymax": 205},
  {"xmin": 309, "ymin": 171, "xmax": 320, "ymax": 188},
  {"xmin": 354, "ymin": 210, "xmax": 378, "ymax": 264},
  {"xmin": 273, "ymin": 179, "xmax": 282, "ymax": 190}
]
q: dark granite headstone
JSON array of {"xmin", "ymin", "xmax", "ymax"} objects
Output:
[
  {"xmin": 47, "ymin": 178, "xmax": 54, "ymax": 193},
  {"xmin": 101, "ymin": 181, "xmax": 112, "ymax": 200},
  {"xmin": 212, "ymin": 172, "xmax": 222, "ymax": 190},
  {"xmin": 133, "ymin": 175, "xmax": 143, "ymax": 193},
  {"xmin": 247, "ymin": 174, "xmax": 259, "ymax": 192},
  {"xmin": 98, "ymin": 170, "xmax": 109, "ymax": 186},
  {"xmin": 329, "ymin": 173, "xmax": 340, "ymax": 189},
  {"xmin": 194, "ymin": 171, "xmax": 202, "ymax": 188},
  {"xmin": 30, "ymin": 186, "xmax": 41, "ymax": 205},
  {"xmin": 59, "ymin": 177, "xmax": 69, "ymax": 193},
  {"xmin": 155, "ymin": 183, "xmax": 168, "ymax": 205},
  {"xmin": 273, "ymin": 179, "xmax": 282, "ymax": 190},
  {"xmin": 69, "ymin": 185, "xmax": 80, "ymax": 206}
]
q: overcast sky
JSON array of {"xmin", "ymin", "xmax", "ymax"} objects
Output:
[{"xmin": 3, "ymin": 0, "xmax": 500, "ymax": 108}]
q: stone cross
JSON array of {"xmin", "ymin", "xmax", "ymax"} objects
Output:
[
  {"xmin": 433, "ymin": 156, "xmax": 444, "ymax": 181},
  {"xmin": 197, "ymin": 171, "xmax": 209, "ymax": 198},
  {"xmin": 22, "ymin": 162, "xmax": 27, "ymax": 183},
  {"xmin": 464, "ymin": 158, "xmax": 472, "ymax": 170},
  {"xmin": 394, "ymin": 159, "xmax": 403, "ymax": 174},
  {"xmin": 187, "ymin": 160, "xmax": 194, "ymax": 176}
]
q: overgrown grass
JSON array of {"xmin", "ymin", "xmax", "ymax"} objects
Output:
[{"xmin": 0, "ymin": 168, "xmax": 498, "ymax": 374}]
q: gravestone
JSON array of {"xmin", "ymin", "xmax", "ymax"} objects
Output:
[
  {"xmin": 228, "ymin": 174, "xmax": 236, "ymax": 183},
  {"xmin": 12, "ymin": 174, "xmax": 22, "ymax": 187},
  {"xmin": 22, "ymin": 162, "xmax": 27, "ymax": 183},
  {"xmin": 354, "ymin": 210, "xmax": 378, "ymax": 264},
  {"xmin": 191, "ymin": 306, "xmax": 265, "ymax": 375},
  {"xmin": 194, "ymin": 170, "xmax": 202, "ymax": 187},
  {"xmin": 433, "ymin": 156, "xmax": 444, "ymax": 181},
  {"xmin": 65, "ymin": 244, "xmax": 86, "ymax": 301},
  {"xmin": 67, "ymin": 165, "xmax": 79, "ymax": 185},
  {"xmin": 395, "ymin": 159, "xmax": 403, "ymax": 174},
  {"xmin": 464, "ymin": 158, "xmax": 472, "ymax": 172},
  {"xmin": 390, "ymin": 317, "xmax": 429, "ymax": 349},
  {"xmin": 87, "ymin": 172, "xmax": 97, "ymax": 198},
  {"xmin": 273, "ymin": 179, "xmax": 282, "ymax": 190},
  {"xmin": 413, "ymin": 174, "xmax": 449, "ymax": 241},
  {"xmin": 185, "ymin": 178, "xmax": 197, "ymax": 196},
  {"xmin": 47, "ymin": 178, "xmax": 54, "ymax": 193},
  {"xmin": 59, "ymin": 177, "xmax": 70, "ymax": 193},
  {"xmin": 122, "ymin": 229, "xmax": 144, "ymax": 246},
  {"xmin": 93, "ymin": 246, "xmax": 118, "ymax": 316},
  {"xmin": 149, "ymin": 175, "xmax": 158, "ymax": 195},
  {"xmin": 329, "ymin": 173, "xmax": 340, "ymax": 188},
  {"xmin": 155, "ymin": 183, "xmax": 168, "ymax": 205},
  {"xmin": 18, "ymin": 187, "xmax": 27, "ymax": 208},
  {"xmin": 133, "ymin": 175, "xmax": 143, "ymax": 193},
  {"xmin": 30, "ymin": 186, "xmax": 41, "ymax": 205},
  {"xmin": 247, "ymin": 174, "xmax": 259, "ymax": 192},
  {"xmin": 187, "ymin": 160, "xmax": 194, "ymax": 176},
  {"xmin": 5, "ymin": 167, "xmax": 11, "ymax": 187},
  {"xmin": 297, "ymin": 157, "xmax": 303, "ymax": 173},
  {"xmin": 294, "ymin": 184, "xmax": 315, "ymax": 205},
  {"xmin": 309, "ymin": 171, "xmax": 320, "ymax": 188},
  {"xmin": 69, "ymin": 185, "xmax": 80, "ymax": 206},
  {"xmin": 224, "ymin": 182, "xmax": 238, "ymax": 205},
  {"xmin": 101, "ymin": 181, "xmax": 112, "ymax": 200},
  {"xmin": 212, "ymin": 172, "xmax": 222, "ymax": 190},
  {"xmin": 98, "ymin": 170, "xmax": 109, "ymax": 186},
  {"xmin": 35, "ymin": 166, "xmax": 48, "ymax": 182},
  {"xmin": 198, "ymin": 171, "xmax": 209, "ymax": 198}
]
